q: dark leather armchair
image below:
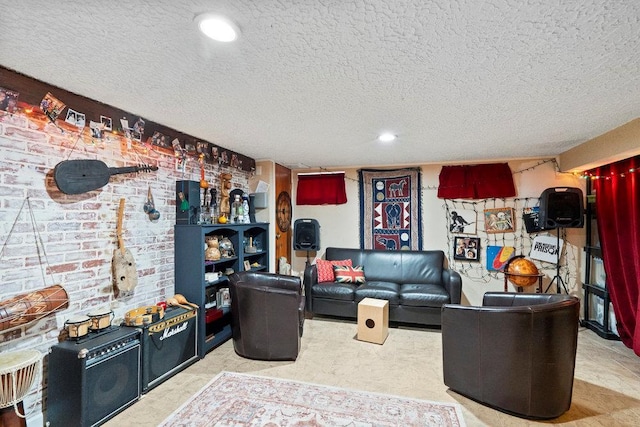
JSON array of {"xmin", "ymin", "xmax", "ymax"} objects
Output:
[
  {"xmin": 442, "ymin": 292, "xmax": 580, "ymax": 419},
  {"xmin": 228, "ymin": 271, "xmax": 304, "ymax": 361}
]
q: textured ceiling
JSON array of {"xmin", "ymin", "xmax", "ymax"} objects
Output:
[{"xmin": 1, "ymin": 0, "xmax": 639, "ymax": 169}]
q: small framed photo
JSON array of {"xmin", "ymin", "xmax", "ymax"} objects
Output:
[
  {"xmin": 484, "ymin": 207, "xmax": 515, "ymax": 233},
  {"xmin": 217, "ymin": 288, "xmax": 231, "ymax": 307},
  {"xmin": 243, "ymin": 260, "xmax": 251, "ymax": 271},
  {"xmin": 454, "ymin": 237, "xmax": 480, "ymax": 261}
]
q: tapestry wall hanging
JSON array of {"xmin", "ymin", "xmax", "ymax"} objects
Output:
[{"xmin": 358, "ymin": 168, "xmax": 422, "ymax": 250}]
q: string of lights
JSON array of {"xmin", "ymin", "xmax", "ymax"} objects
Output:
[{"xmin": 580, "ymin": 167, "xmax": 639, "ymax": 180}]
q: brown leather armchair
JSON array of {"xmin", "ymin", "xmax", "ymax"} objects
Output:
[
  {"xmin": 228, "ymin": 271, "xmax": 304, "ymax": 361},
  {"xmin": 442, "ymin": 292, "xmax": 580, "ymax": 419}
]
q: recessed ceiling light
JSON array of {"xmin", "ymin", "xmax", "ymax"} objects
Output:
[
  {"xmin": 195, "ymin": 13, "xmax": 240, "ymax": 42},
  {"xmin": 378, "ymin": 133, "xmax": 396, "ymax": 143}
]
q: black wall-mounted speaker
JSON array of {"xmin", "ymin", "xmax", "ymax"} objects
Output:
[
  {"xmin": 293, "ymin": 219, "xmax": 320, "ymax": 251},
  {"xmin": 176, "ymin": 180, "xmax": 201, "ymax": 225},
  {"xmin": 47, "ymin": 328, "xmax": 141, "ymax": 426},
  {"xmin": 539, "ymin": 187, "xmax": 584, "ymax": 229}
]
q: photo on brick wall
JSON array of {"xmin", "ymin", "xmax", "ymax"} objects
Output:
[
  {"xmin": 100, "ymin": 115, "xmax": 112, "ymax": 130},
  {"xmin": 65, "ymin": 108, "xmax": 85, "ymax": 128},
  {"xmin": 40, "ymin": 92, "xmax": 66, "ymax": 122},
  {"xmin": 89, "ymin": 120, "xmax": 104, "ymax": 139},
  {"xmin": 0, "ymin": 87, "xmax": 19, "ymax": 113}
]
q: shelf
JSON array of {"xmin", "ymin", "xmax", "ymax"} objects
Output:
[
  {"xmin": 584, "ymin": 246, "xmax": 602, "ymax": 258},
  {"xmin": 203, "ymin": 324, "xmax": 231, "ymax": 357},
  {"xmin": 175, "ymin": 223, "xmax": 269, "ymax": 358},
  {"xmin": 582, "ymin": 282, "xmax": 607, "ymax": 298},
  {"xmin": 581, "ymin": 319, "xmax": 620, "ymax": 341},
  {"xmin": 205, "ymin": 257, "xmax": 238, "ymax": 266},
  {"xmin": 243, "ymin": 250, "xmax": 266, "ymax": 257},
  {"xmin": 582, "ymin": 179, "xmax": 618, "ymax": 341}
]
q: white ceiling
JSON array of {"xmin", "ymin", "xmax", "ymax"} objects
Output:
[{"xmin": 1, "ymin": 1, "xmax": 639, "ymax": 169}]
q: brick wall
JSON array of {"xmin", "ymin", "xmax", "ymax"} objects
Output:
[{"xmin": 0, "ymin": 108, "xmax": 250, "ymax": 354}]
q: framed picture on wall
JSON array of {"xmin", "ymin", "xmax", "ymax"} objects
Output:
[
  {"xmin": 484, "ymin": 207, "xmax": 515, "ymax": 233},
  {"xmin": 449, "ymin": 209, "xmax": 477, "ymax": 234},
  {"xmin": 453, "ymin": 237, "xmax": 481, "ymax": 261}
]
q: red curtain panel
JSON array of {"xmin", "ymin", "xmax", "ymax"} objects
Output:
[
  {"xmin": 296, "ymin": 173, "xmax": 347, "ymax": 205},
  {"xmin": 592, "ymin": 155, "xmax": 640, "ymax": 355},
  {"xmin": 437, "ymin": 163, "xmax": 516, "ymax": 199}
]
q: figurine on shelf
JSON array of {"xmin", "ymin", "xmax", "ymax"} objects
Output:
[
  {"xmin": 199, "ymin": 187, "xmax": 210, "ymax": 224},
  {"xmin": 242, "ymin": 193, "xmax": 250, "ymax": 223},
  {"xmin": 205, "ymin": 236, "xmax": 221, "ymax": 261},
  {"xmin": 209, "ymin": 187, "xmax": 218, "ymax": 224},
  {"xmin": 219, "ymin": 172, "xmax": 232, "ymax": 222},
  {"xmin": 231, "ymin": 194, "xmax": 242, "ymax": 223}
]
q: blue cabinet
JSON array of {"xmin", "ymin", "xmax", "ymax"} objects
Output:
[{"xmin": 174, "ymin": 223, "xmax": 269, "ymax": 357}]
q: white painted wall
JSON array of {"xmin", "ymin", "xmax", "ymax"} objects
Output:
[{"xmin": 291, "ymin": 159, "xmax": 585, "ymax": 306}]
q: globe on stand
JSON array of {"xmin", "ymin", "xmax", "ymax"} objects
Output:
[{"xmin": 503, "ymin": 255, "xmax": 542, "ymax": 291}]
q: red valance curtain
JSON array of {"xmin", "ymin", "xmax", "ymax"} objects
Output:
[
  {"xmin": 591, "ymin": 155, "xmax": 640, "ymax": 355},
  {"xmin": 296, "ymin": 173, "xmax": 347, "ymax": 205},
  {"xmin": 437, "ymin": 163, "xmax": 516, "ymax": 199}
]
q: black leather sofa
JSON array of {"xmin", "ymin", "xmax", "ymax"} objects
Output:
[{"xmin": 303, "ymin": 247, "xmax": 462, "ymax": 326}]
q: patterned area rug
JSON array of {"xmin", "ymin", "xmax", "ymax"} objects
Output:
[
  {"xmin": 159, "ymin": 371, "xmax": 465, "ymax": 426},
  {"xmin": 359, "ymin": 168, "xmax": 422, "ymax": 250}
]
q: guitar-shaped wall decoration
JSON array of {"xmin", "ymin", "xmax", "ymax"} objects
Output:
[
  {"xmin": 54, "ymin": 159, "xmax": 158, "ymax": 194},
  {"xmin": 112, "ymin": 198, "xmax": 138, "ymax": 297}
]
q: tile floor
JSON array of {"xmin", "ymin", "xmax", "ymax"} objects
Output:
[{"xmin": 104, "ymin": 318, "xmax": 640, "ymax": 426}]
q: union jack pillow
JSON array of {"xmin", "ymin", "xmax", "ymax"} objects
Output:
[{"xmin": 333, "ymin": 265, "xmax": 366, "ymax": 284}]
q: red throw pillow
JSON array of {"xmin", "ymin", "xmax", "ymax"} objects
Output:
[
  {"xmin": 316, "ymin": 259, "xmax": 352, "ymax": 282},
  {"xmin": 333, "ymin": 265, "xmax": 366, "ymax": 284}
]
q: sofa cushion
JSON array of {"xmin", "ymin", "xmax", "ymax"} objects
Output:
[
  {"xmin": 312, "ymin": 283, "xmax": 357, "ymax": 301},
  {"xmin": 355, "ymin": 281, "xmax": 400, "ymax": 305},
  {"xmin": 399, "ymin": 252, "xmax": 444, "ymax": 285},
  {"xmin": 316, "ymin": 259, "xmax": 352, "ymax": 282},
  {"xmin": 333, "ymin": 265, "xmax": 366, "ymax": 284},
  {"xmin": 400, "ymin": 284, "xmax": 450, "ymax": 307}
]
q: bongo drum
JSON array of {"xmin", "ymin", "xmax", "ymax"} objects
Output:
[
  {"xmin": 0, "ymin": 349, "xmax": 41, "ymax": 427},
  {"xmin": 87, "ymin": 308, "xmax": 114, "ymax": 331},
  {"xmin": 64, "ymin": 315, "xmax": 91, "ymax": 339}
]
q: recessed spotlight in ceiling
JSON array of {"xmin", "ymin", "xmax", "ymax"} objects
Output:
[
  {"xmin": 378, "ymin": 133, "xmax": 396, "ymax": 143},
  {"xmin": 195, "ymin": 13, "xmax": 240, "ymax": 42}
]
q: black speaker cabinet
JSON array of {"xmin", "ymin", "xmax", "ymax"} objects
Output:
[
  {"xmin": 539, "ymin": 187, "xmax": 584, "ymax": 229},
  {"xmin": 129, "ymin": 306, "xmax": 199, "ymax": 393},
  {"xmin": 293, "ymin": 219, "xmax": 320, "ymax": 251},
  {"xmin": 47, "ymin": 327, "xmax": 141, "ymax": 427},
  {"xmin": 176, "ymin": 180, "xmax": 201, "ymax": 224}
]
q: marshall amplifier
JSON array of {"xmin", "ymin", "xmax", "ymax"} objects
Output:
[
  {"xmin": 47, "ymin": 327, "xmax": 141, "ymax": 427},
  {"xmin": 128, "ymin": 306, "xmax": 198, "ymax": 393}
]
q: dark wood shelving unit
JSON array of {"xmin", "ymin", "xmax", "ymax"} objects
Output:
[
  {"xmin": 581, "ymin": 180, "xmax": 619, "ymax": 340},
  {"xmin": 174, "ymin": 223, "xmax": 270, "ymax": 358}
]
